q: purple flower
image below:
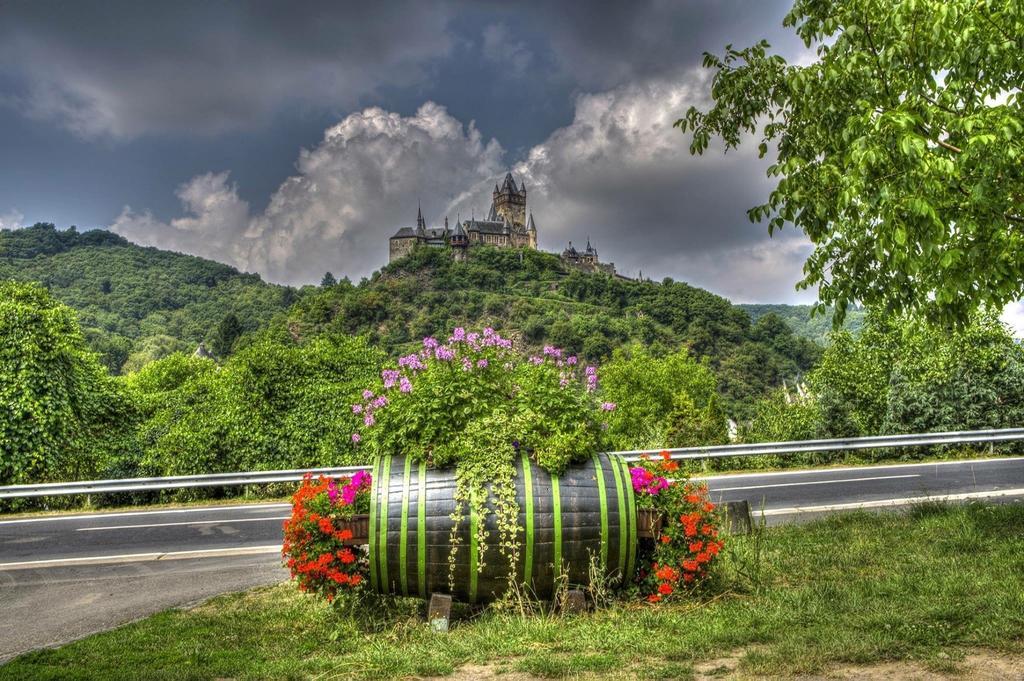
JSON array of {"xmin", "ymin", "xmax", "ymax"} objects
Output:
[
  {"xmin": 399, "ymin": 376, "xmax": 412, "ymax": 393},
  {"xmin": 476, "ymin": 359, "xmax": 488, "ymax": 369},
  {"xmin": 461, "ymin": 357, "xmax": 473, "ymax": 371},
  {"xmin": 362, "ymin": 389, "xmax": 375, "ymax": 400},
  {"xmin": 529, "ymin": 356, "xmax": 543, "ymax": 366},
  {"xmin": 399, "ymin": 354, "xmax": 424, "ymax": 371},
  {"xmin": 566, "ymin": 356, "xmax": 578, "ymax": 366},
  {"xmin": 352, "ymin": 404, "xmax": 363, "ymax": 414},
  {"xmin": 382, "ymin": 368, "xmax": 401, "ymax": 388},
  {"xmin": 512, "ymin": 440, "xmax": 520, "ymax": 450},
  {"xmin": 363, "ymin": 413, "xmax": 375, "ymax": 427},
  {"xmin": 543, "ymin": 345, "xmax": 562, "ymax": 358},
  {"xmin": 450, "ymin": 327, "xmax": 466, "ymax": 342},
  {"xmin": 601, "ymin": 402, "xmax": 616, "ymax": 411},
  {"xmin": 434, "ymin": 345, "xmax": 455, "ymax": 361},
  {"xmin": 351, "ymin": 433, "xmax": 361, "ymax": 443},
  {"xmin": 372, "ymin": 395, "xmax": 389, "ymax": 409},
  {"xmin": 423, "ymin": 336, "xmax": 440, "ymax": 350}
]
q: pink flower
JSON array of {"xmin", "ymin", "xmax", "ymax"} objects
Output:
[
  {"xmin": 423, "ymin": 336, "xmax": 440, "ymax": 350},
  {"xmin": 450, "ymin": 327, "xmax": 466, "ymax": 342},
  {"xmin": 372, "ymin": 395, "xmax": 388, "ymax": 409},
  {"xmin": 476, "ymin": 359, "xmax": 488, "ymax": 369},
  {"xmin": 352, "ymin": 404, "xmax": 363, "ymax": 414},
  {"xmin": 434, "ymin": 345, "xmax": 455, "ymax": 361},
  {"xmin": 462, "ymin": 357, "xmax": 473, "ymax": 371},
  {"xmin": 363, "ymin": 413, "xmax": 375, "ymax": 427},
  {"xmin": 399, "ymin": 377, "xmax": 412, "ymax": 393},
  {"xmin": 362, "ymin": 389, "xmax": 374, "ymax": 400},
  {"xmin": 566, "ymin": 356, "xmax": 578, "ymax": 366},
  {"xmin": 601, "ymin": 402, "xmax": 616, "ymax": 411},
  {"xmin": 529, "ymin": 356, "xmax": 543, "ymax": 365},
  {"xmin": 351, "ymin": 433, "xmax": 361, "ymax": 443},
  {"xmin": 327, "ymin": 479, "xmax": 338, "ymax": 504}
]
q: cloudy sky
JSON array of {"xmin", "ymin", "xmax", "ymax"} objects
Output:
[{"xmin": 0, "ymin": 1, "xmax": 823, "ymax": 302}]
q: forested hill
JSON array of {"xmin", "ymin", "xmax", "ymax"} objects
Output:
[
  {"xmin": 739, "ymin": 304, "xmax": 866, "ymax": 344},
  {"xmin": 277, "ymin": 247, "xmax": 821, "ymax": 418},
  {"xmin": 0, "ymin": 223, "xmax": 293, "ymax": 373}
]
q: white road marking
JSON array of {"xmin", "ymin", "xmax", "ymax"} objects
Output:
[
  {"xmin": 0, "ymin": 503, "xmax": 290, "ymax": 526},
  {"xmin": 77, "ymin": 516, "xmax": 289, "ymax": 531},
  {"xmin": 0, "ymin": 545, "xmax": 283, "ymax": 570},
  {"xmin": 760, "ymin": 487, "xmax": 1024, "ymax": 516},
  {"xmin": 695, "ymin": 456, "xmax": 1022, "ymax": 482},
  {"xmin": 712, "ymin": 473, "xmax": 919, "ymax": 492}
]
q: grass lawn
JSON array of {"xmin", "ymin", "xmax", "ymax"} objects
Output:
[{"xmin": 4, "ymin": 503, "xmax": 1024, "ymax": 680}]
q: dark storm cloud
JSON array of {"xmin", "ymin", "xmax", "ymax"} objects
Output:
[
  {"xmin": 0, "ymin": 0, "xmax": 799, "ymax": 139},
  {"xmin": 0, "ymin": 1, "xmax": 452, "ymax": 137}
]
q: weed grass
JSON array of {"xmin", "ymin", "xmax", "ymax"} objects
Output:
[{"xmin": 3, "ymin": 502, "xmax": 1023, "ymax": 680}]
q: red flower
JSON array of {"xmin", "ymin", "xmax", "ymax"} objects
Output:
[
  {"xmin": 647, "ymin": 594, "xmax": 662, "ymax": 603},
  {"xmin": 688, "ymin": 541, "xmax": 703, "ymax": 553},
  {"xmin": 658, "ymin": 582, "xmax": 673, "ymax": 595},
  {"xmin": 660, "ymin": 535, "xmax": 672, "ymax": 544}
]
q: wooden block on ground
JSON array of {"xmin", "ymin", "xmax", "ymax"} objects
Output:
[
  {"xmin": 725, "ymin": 500, "xmax": 753, "ymax": 535},
  {"xmin": 428, "ymin": 593, "xmax": 453, "ymax": 633},
  {"xmin": 562, "ymin": 589, "xmax": 587, "ymax": 615}
]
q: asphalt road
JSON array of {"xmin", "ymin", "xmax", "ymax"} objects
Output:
[{"xmin": 2, "ymin": 456, "xmax": 1023, "ymax": 662}]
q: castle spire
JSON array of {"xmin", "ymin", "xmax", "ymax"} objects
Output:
[{"xmin": 416, "ymin": 201, "xmax": 426, "ymax": 231}]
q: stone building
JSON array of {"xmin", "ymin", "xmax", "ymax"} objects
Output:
[
  {"xmin": 561, "ymin": 239, "xmax": 616, "ymax": 276},
  {"xmin": 389, "ymin": 173, "xmax": 538, "ymax": 263}
]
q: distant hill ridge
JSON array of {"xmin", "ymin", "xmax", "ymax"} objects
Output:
[{"xmin": 0, "ymin": 223, "xmax": 292, "ymax": 372}]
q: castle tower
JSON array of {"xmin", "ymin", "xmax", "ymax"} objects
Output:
[
  {"xmin": 527, "ymin": 212, "xmax": 538, "ymax": 250},
  {"xmin": 492, "ymin": 172, "xmax": 526, "ymax": 227}
]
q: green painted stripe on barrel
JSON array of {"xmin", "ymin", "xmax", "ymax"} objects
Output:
[
  {"xmin": 417, "ymin": 459, "xmax": 427, "ymax": 598},
  {"xmin": 469, "ymin": 491, "xmax": 479, "ymax": 603},
  {"xmin": 368, "ymin": 457, "xmax": 380, "ymax": 591},
  {"xmin": 377, "ymin": 455, "xmax": 392, "ymax": 593},
  {"xmin": 521, "ymin": 450, "xmax": 535, "ymax": 586},
  {"xmin": 592, "ymin": 453, "xmax": 609, "ymax": 570},
  {"xmin": 608, "ymin": 453, "xmax": 627, "ymax": 576},
  {"xmin": 619, "ymin": 457, "xmax": 637, "ymax": 579},
  {"xmin": 551, "ymin": 474, "xmax": 562, "ymax": 576},
  {"xmin": 399, "ymin": 455, "xmax": 412, "ymax": 595}
]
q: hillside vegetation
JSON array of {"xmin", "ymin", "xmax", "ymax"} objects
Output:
[
  {"xmin": 0, "ymin": 224, "xmax": 294, "ymax": 372},
  {"xmin": 739, "ymin": 304, "xmax": 866, "ymax": 344},
  {"xmin": 277, "ymin": 246, "xmax": 821, "ymax": 418}
]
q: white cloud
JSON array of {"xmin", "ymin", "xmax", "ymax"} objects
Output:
[
  {"xmin": 0, "ymin": 209, "xmax": 24, "ymax": 230},
  {"xmin": 1001, "ymin": 302, "xmax": 1024, "ymax": 339},
  {"xmin": 112, "ymin": 103, "xmax": 504, "ymax": 283}
]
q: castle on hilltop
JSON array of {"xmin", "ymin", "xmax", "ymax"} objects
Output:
[
  {"xmin": 389, "ymin": 173, "xmax": 537, "ymax": 262},
  {"xmin": 389, "ymin": 172, "xmax": 617, "ymax": 276}
]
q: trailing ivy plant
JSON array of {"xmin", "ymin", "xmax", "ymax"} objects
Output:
[{"xmin": 352, "ymin": 328, "xmax": 611, "ymax": 590}]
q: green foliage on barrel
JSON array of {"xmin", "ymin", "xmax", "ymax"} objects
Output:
[
  {"xmin": 351, "ymin": 327, "xmax": 629, "ymax": 602},
  {"xmin": 368, "ymin": 452, "xmax": 636, "ymax": 602}
]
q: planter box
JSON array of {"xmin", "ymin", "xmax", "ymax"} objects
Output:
[
  {"xmin": 338, "ymin": 514, "xmax": 369, "ymax": 545},
  {"xmin": 636, "ymin": 508, "xmax": 664, "ymax": 539}
]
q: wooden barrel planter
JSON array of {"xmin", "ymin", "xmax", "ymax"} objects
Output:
[{"xmin": 367, "ymin": 452, "xmax": 638, "ymax": 603}]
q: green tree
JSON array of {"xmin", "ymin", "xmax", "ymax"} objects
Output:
[
  {"xmin": 211, "ymin": 312, "xmax": 243, "ymax": 358},
  {"xmin": 0, "ymin": 281, "xmax": 128, "ymax": 484},
  {"xmin": 321, "ymin": 272, "xmax": 337, "ymax": 287},
  {"xmin": 679, "ymin": 0, "xmax": 1023, "ymax": 325},
  {"xmin": 600, "ymin": 345, "xmax": 721, "ymax": 450}
]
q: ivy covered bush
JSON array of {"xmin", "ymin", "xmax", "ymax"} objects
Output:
[{"xmin": 0, "ymin": 281, "xmax": 132, "ymax": 487}]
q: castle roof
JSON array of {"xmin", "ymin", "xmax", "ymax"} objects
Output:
[
  {"xmin": 464, "ymin": 219, "xmax": 507, "ymax": 235},
  {"xmin": 527, "ymin": 213, "xmax": 536, "ymax": 231},
  {"xmin": 391, "ymin": 227, "xmax": 417, "ymax": 239},
  {"xmin": 501, "ymin": 172, "xmax": 518, "ymax": 193}
]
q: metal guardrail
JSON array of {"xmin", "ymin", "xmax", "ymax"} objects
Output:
[{"xmin": 1, "ymin": 427, "xmax": 1022, "ymax": 499}]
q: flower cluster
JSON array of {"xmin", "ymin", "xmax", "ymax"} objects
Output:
[
  {"xmin": 631, "ymin": 451, "xmax": 723, "ymax": 602},
  {"xmin": 282, "ymin": 472, "xmax": 372, "ymax": 604},
  {"xmin": 350, "ymin": 328, "xmax": 607, "ymax": 458}
]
